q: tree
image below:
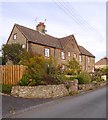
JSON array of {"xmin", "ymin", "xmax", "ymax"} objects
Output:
[
  {"xmin": 1, "ymin": 43, "xmax": 26, "ymax": 64},
  {"xmin": 65, "ymin": 58, "xmax": 81, "ymax": 75}
]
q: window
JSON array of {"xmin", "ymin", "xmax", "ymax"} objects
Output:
[
  {"xmin": 45, "ymin": 48, "xmax": 50, "ymax": 57},
  {"xmin": 13, "ymin": 33, "xmax": 17, "ymax": 40},
  {"xmin": 22, "ymin": 44, "xmax": 26, "ymax": 48},
  {"xmin": 79, "ymin": 55, "xmax": 82, "ymax": 62},
  {"xmin": 68, "ymin": 52, "xmax": 71, "ymax": 57},
  {"xmin": 61, "ymin": 51, "xmax": 65, "ymax": 60},
  {"xmin": 74, "ymin": 53, "xmax": 77, "ymax": 58},
  {"xmin": 72, "ymin": 44, "xmax": 74, "ymax": 48},
  {"xmin": 88, "ymin": 57, "xmax": 90, "ymax": 63}
]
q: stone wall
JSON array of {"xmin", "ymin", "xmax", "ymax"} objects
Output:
[
  {"xmin": 11, "ymin": 80, "xmax": 106, "ymax": 98},
  {"xmin": 11, "ymin": 80, "xmax": 78, "ymax": 98},
  {"xmin": 11, "ymin": 84, "xmax": 68, "ymax": 98},
  {"xmin": 78, "ymin": 83, "xmax": 94, "ymax": 91},
  {"xmin": 78, "ymin": 81, "xmax": 106, "ymax": 92},
  {"xmin": 65, "ymin": 79, "xmax": 78, "ymax": 93}
]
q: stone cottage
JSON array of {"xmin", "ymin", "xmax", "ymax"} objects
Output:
[{"xmin": 7, "ymin": 22, "xmax": 95, "ymax": 72}]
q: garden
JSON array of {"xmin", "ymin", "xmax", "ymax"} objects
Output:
[{"xmin": 1, "ymin": 43, "xmax": 107, "ymax": 95}]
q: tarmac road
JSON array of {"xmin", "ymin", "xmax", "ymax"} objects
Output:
[
  {"xmin": 2, "ymin": 94, "xmax": 53, "ymax": 118},
  {"xmin": 10, "ymin": 87, "xmax": 106, "ymax": 118}
]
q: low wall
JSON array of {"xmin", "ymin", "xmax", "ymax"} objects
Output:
[
  {"xmin": 65, "ymin": 79, "xmax": 78, "ymax": 93},
  {"xmin": 78, "ymin": 81, "xmax": 106, "ymax": 91},
  {"xmin": 78, "ymin": 83, "xmax": 94, "ymax": 91},
  {"xmin": 11, "ymin": 84, "xmax": 68, "ymax": 98},
  {"xmin": 11, "ymin": 80, "xmax": 78, "ymax": 98}
]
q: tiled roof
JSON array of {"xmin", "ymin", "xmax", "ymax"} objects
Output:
[
  {"xmin": 16, "ymin": 24, "xmax": 62, "ymax": 49},
  {"xmin": 15, "ymin": 24, "xmax": 95, "ymax": 57},
  {"xmin": 95, "ymin": 57, "xmax": 108, "ymax": 65},
  {"xmin": 79, "ymin": 46, "xmax": 95, "ymax": 58},
  {"xmin": 59, "ymin": 35, "xmax": 73, "ymax": 48}
]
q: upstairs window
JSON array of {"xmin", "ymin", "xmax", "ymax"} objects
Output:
[
  {"xmin": 13, "ymin": 33, "xmax": 17, "ymax": 40},
  {"xmin": 88, "ymin": 57, "xmax": 90, "ymax": 63},
  {"xmin": 44, "ymin": 48, "xmax": 50, "ymax": 57},
  {"xmin": 68, "ymin": 52, "xmax": 71, "ymax": 57},
  {"xmin": 61, "ymin": 51, "xmax": 65, "ymax": 60}
]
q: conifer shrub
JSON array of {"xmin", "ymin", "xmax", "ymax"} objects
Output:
[{"xmin": 76, "ymin": 71, "xmax": 91, "ymax": 84}]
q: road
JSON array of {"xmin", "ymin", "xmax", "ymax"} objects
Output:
[
  {"xmin": 10, "ymin": 87, "xmax": 106, "ymax": 118},
  {"xmin": 2, "ymin": 94, "xmax": 53, "ymax": 118}
]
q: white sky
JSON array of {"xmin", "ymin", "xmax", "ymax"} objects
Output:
[{"xmin": 0, "ymin": 0, "xmax": 107, "ymax": 62}]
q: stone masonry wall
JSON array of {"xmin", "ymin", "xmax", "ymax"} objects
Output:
[{"xmin": 11, "ymin": 80, "xmax": 78, "ymax": 98}]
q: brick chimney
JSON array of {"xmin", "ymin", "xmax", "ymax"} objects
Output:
[{"xmin": 36, "ymin": 22, "xmax": 46, "ymax": 34}]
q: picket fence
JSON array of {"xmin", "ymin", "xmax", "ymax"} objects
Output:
[{"xmin": 0, "ymin": 65, "xmax": 26, "ymax": 85}]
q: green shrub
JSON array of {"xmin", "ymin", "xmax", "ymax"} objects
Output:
[
  {"xmin": 77, "ymin": 71, "xmax": 91, "ymax": 84},
  {"xmin": 65, "ymin": 58, "xmax": 81, "ymax": 75},
  {"xmin": 1, "ymin": 84, "xmax": 12, "ymax": 94},
  {"xmin": 91, "ymin": 75, "xmax": 102, "ymax": 82},
  {"xmin": 19, "ymin": 72, "xmax": 42, "ymax": 86},
  {"xmin": 67, "ymin": 76, "xmax": 77, "ymax": 81},
  {"xmin": 19, "ymin": 74, "xmax": 31, "ymax": 86},
  {"xmin": 57, "ymin": 75, "xmax": 68, "ymax": 82}
]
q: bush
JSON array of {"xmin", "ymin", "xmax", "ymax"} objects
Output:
[
  {"xmin": 19, "ymin": 72, "xmax": 43, "ymax": 86},
  {"xmin": 67, "ymin": 75, "xmax": 77, "ymax": 81},
  {"xmin": 77, "ymin": 71, "xmax": 91, "ymax": 84},
  {"xmin": 19, "ymin": 74, "xmax": 31, "ymax": 86},
  {"xmin": 1, "ymin": 84, "xmax": 12, "ymax": 94},
  {"xmin": 41, "ymin": 75, "xmax": 64, "ymax": 85},
  {"xmin": 65, "ymin": 58, "xmax": 81, "ymax": 75}
]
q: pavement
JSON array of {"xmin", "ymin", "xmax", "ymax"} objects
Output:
[{"xmin": 2, "ymin": 94, "xmax": 54, "ymax": 118}]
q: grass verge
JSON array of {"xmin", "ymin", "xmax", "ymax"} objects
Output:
[{"xmin": 0, "ymin": 84, "xmax": 13, "ymax": 94}]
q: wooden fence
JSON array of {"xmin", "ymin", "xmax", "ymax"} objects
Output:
[{"xmin": 0, "ymin": 65, "xmax": 26, "ymax": 85}]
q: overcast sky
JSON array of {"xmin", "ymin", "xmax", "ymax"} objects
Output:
[{"xmin": 0, "ymin": 0, "xmax": 106, "ymax": 62}]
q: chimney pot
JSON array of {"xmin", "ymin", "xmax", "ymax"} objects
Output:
[{"xmin": 36, "ymin": 22, "xmax": 46, "ymax": 34}]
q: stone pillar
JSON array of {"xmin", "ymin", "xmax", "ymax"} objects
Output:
[{"xmin": 68, "ymin": 79, "xmax": 78, "ymax": 93}]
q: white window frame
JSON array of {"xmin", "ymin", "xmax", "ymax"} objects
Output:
[
  {"xmin": 13, "ymin": 33, "xmax": 17, "ymax": 40},
  {"xmin": 45, "ymin": 48, "xmax": 50, "ymax": 57},
  {"xmin": 88, "ymin": 57, "xmax": 90, "ymax": 63},
  {"xmin": 61, "ymin": 51, "xmax": 65, "ymax": 60},
  {"xmin": 68, "ymin": 52, "xmax": 71, "ymax": 57},
  {"xmin": 79, "ymin": 55, "xmax": 82, "ymax": 62},
  {"xmin": 74, "ymin": 53, "xmax": 77, "ymax": 58},
  {"xmin": 22, "ymin": 44, "xmax": 26, "ymax": 48}
]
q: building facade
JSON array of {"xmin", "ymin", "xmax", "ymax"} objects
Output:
[
  {"xmin": 95, "ymin": 57, "xmax": 108, "ymax": 69},
  {"xmin": 7, "ymin": 22, "xmax": 95, "ymax": 72}
]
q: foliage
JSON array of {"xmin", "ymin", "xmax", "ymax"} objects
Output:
[
  {"xmin": 19, "ymin": 55, "xmax": 46, "ymax": 86},
  {"xmin": 19, "ymin": 74, "xmax": 31, "ymax": 86},
  {"xmin": 1, "ymin": 84, "xmax": 13, "ymax": 94},
  {"xmin": 55, "ymin": 75, "xmax": 67, "ymax": 82},
  {"xmin": 65, "ymin": 58, "xmax": 81, "ymax": 75},
  {"xmin": 45, "ymin": 56, "xmax": 59, "ymax": 75},
  {"xmin": 0, "ymin": 57, "xmax": 2, "ymax": 65},
  {"xmin": 1, "ymin": 44, "xmax": 26, "ymax": 64},
  {"xmin": 102, "ymin": 67, "xmax": 108, "ymax": 79},
  {"xmin": 76, "ymin": 71, "xmax": 91, "ymax": 84},
  {"xmin": 91, "ymin": 68, "xmax": 107, "ymax": 82},
  {"xmin": 41, "ymin": 75, "xmax": 64, "ymax": 85},
  {"xmin": 67, "ymin": 75, "xmax": 77, "ymax": 81}
]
